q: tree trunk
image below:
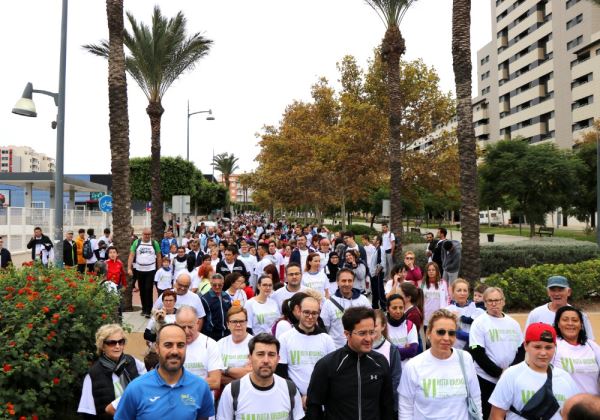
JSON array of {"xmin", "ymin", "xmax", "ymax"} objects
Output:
[
  {"xmin": 106, "ymin": 0, "xmax": 133, "ymax": 310},
  {"xmin": 341, "ymin": 197, "xmax": 346, "ymax": 231},
  {"xmin": 452, "ymin": 0, "xmax": 481, "ymax": 285},
  {"xmin": 382, "ymin": 25, "xmax": 406, "ymax": 244},
  {"xmin": 147, "ymin": 101, "xmax": 165, "ymax": 242},
  {"xmin": 529, "ymin": 222, "xmax": 536, "ymax": 238}
]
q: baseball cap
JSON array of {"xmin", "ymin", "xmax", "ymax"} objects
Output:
[
  {"xmin": 547, "ymin": 275, "xmax": 570, "ymax": 288},
  {"xmin": 525, "ymin": 322, "xmax": 556, "ymax": 344}
]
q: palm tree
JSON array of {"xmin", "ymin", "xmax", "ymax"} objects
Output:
[
  {"xmin": 212, "ymin": 152, "xmax": 240, "ymax": 190},
  {"xmin": 452, "ymin": 0, "xmax": 480, "ymax": 284},
  {"xmin": 104, "ymin": 0, "xmax": 134, "ymax": 310},
  {"xmin": 85, "ymin": 6, "xmax": 212, "ymax": 240},
  {"xmin": 365, "ymin": 0, "xmax": 415, "ymax": 245}
]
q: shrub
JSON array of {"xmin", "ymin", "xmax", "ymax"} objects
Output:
[
  {"xmin": 324, "ymin": 224, "xmax": 377, "ymax": 236},
  {"xmin": 485, "ymin": 259, "xmax": 600, "ymax": 310},
  {"xmin": 0, "ymin": 264, "xmax": 119, "ymax": 419},
  {"xmin": 401, "ymin": 231, "xmax": 427, "ymax": 245}
]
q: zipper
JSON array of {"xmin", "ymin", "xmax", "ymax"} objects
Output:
[{"xmin": 357, "ymin": 356, "xmax": 362, "ymax": 420}]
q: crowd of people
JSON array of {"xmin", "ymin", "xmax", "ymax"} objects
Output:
[{"xmin": 66, "ymin": 216, "xmax": 600, "ymax": 419}]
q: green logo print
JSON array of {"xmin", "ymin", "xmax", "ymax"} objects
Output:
[
  {"xmin": 290, "ymin": 351, "xmax": 301, "ymax": 365},
  {"xmin": 256, "ymin": 313, "xmax": 265, "ymax": 324},
  {"xmin": 422, "ymin": 379, "xmax": 437, "ymax": 398},
  {"xmin": 560, "ymin": 358, "xmax": 574, "ymax": 373},
  {"xmin": 521, "ymin": 390, "xmax": 535, "ymax": 404},
  {"xmin": 489, "ymin": 329, "xmax": 500, "ymax": 342}
]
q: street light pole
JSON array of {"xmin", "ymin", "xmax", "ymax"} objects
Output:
[
  {"xmin": 186, "ymin": 102, "xmax": 214, "ymax": 161},
  {"xmin": 596, "ymin": 128, "xmax": 600, "ymax": 247}
]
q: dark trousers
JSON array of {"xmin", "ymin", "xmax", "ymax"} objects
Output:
[
  {"xmin": 136, "ymin": 269, "xmax": 156, "ymax": 315},
  {"xmin": 77, "ymin": 264, "xmax": 86, "ymax": 273},
  {"xmin": 371, "ymin": 271, "xmax": 386, "ymax": 310},
  {"xmin": 86, "ymin": 263, "xmax": 95, "ymax": 273},
  {"xmin": 478, "ymin": 375, "xmax": 497, "ymax": 420}
]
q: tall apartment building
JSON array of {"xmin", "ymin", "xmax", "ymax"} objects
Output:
[
  {"xmin": 0, "ymin": 146, "xmax": 55, "ymax": 173},
  {"xmin": 475, "ymin": 0, "xmax": 600, "ymax": 148},
  {"xmin": 219, "ymin": 173, "xmax": 254, "ymax": 204}
]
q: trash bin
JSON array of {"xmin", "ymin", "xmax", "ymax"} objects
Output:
[{"xmin": 487, "ymin": 234, "xmax": 495, "ymax": 242}]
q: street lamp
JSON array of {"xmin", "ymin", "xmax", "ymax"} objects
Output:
[
  {"xmin": 12, "ymin": 0, "xmax": 68, "ymax": 268},
  {"xmin": 186, "ymin": 100, "xmax": 214, "ymax": 161}
]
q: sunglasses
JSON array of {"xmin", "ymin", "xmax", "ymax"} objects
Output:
[
  {"xmin": 434, "ymin": 329, "xmax": 457, "ymax": 337},
  {"xmin": 104, "ymin": 338, "xmax": 126, "ymax": 346}
]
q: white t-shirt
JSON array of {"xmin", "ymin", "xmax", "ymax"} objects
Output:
[
  {"xmin": 172, "ymin": 258, "xmax": 188, "ymax": 280},
  {"xmin": 134, "ymin": 241, "xmax": 158, "ymax": 271},
  {"xmin": 422, "ymin": 282, "xmax": 449, "ymax": 326},
  {"xmin": 217, "ymin": 334, "xmax": 253, "ymax": 368},
  {"xmin": 526, "ymin": 303, "xmax": 595, "ymax": 341},
  {"xmin": 382, "ymin": 231, "xmax": 395, "ymax": 251},
  {"xmin": 321, "ymin": 294, "xmax": 371, "ymax": 348},
  {"xmin": 153, "ymin": 290, "xmax": 206, "ymax": 319},
  {"xmin": 77, "ymin": 358, "xmax": 146, "ymax": 415},
  {"xmin": 445, "ymin": 302, "xmax": 484, "ymax": 349},
  {"xmin": 275, "ymin": 319, "xmax": 294, "ymax": 339},
  {"xmin": 245, "ymin": 297, "xmax": 280, "ymax": 335},
  {"xmin": 301, "ymin": 271, "xmax": 329, "ymax": 297},
  {"xmin": 298, "ymin": 249, "xmax": 309, "ymax": 270},
  {"xmin": 217, "ymin": 374, "xmax": 305, "ymax": 420},
  {"xmin": 238, "ymin": 254, "xmax": 258, "ymax": 286},
  {"xmin": 268, "ymin": 252, "xmax": 285, "ymax": 270},
  {"xmin": 271, "ymin": 285, "xmax": 307, "ymax": 311},
  {"xmin": 279, "ymin": 328, "xmax": 336, "ymax": 395},
  {"xmin": 387, "ymin": 320, "xmax": 419, "ymax": 366},
  {"xmin": 153, "ymin": 268, "xmax": 173, "ymax": 290},
  {"xmin": 552, "ymin": 338, "xmax": 600, "ymax": 395},
  {"xmin": 226, "ymin": 289, "xmax": 248, "ymax": 307},
  {"xmin": 317, "ymin": 251, "xmax": 330, "ymax": 270},
  {"xmin": 86, "ymin": 238, "xmax": 99, "ymax": 264},
  {"xmin": 399, "ymin": 349, "xmax": 482, "ymax": 420},
  {"xmin": 254, "ymin": 258, "xmax": 274, "ymax": 282},
  {"xmin": 469, "ymin": 313, "xmax": 523, "ymax": 383},
  {"xmin": 488, "ymin": 362, "xmax": 581, "ymax": 420},
  {"xmin": 183, "ymin": 333, "xmax": 224, "ymax": 380}
]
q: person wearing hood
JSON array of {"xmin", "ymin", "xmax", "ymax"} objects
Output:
[
  {"xmin": 324, "ymin": 251, "xmax": 340, "ymax": 295},
  {"xmin": 321, "ymin": 268, "xmax": 371, "ymax": 348}
]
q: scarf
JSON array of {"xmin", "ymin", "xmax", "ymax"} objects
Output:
[
  {"xmin": 387, "ymin": 312, "xmax": 406, "ymax": 327},
  {"xmin": 99, "ymin": 353, "xmax": 133, "ymax": 392}
]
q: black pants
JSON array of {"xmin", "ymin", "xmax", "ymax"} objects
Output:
[
  {"xmin": 136, "ymin": 269, "xmax": 156, "ymax": 315},
  {"xmin": 371, "ymin": 270, "xmax": 386, "ymax": 310},
  {"xmin": 77, "ymin": 263, "xmax": 86, "ymax": 273},
  {"xmin": 478, "ymin": 375, "xmax": 497, "ymax": 420}
]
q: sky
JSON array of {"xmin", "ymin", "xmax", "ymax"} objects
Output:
[{"xmin": 1, "ymin": 0, "xmax": 492, "ymax": 176}]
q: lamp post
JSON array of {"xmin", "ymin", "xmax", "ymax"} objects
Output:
[
  {"xmin": 596, "ymin": 127, "xmax": 600, "ymax": 247},
  {"xmin": 186, "ymin": 101, "xmax": 214, "ymax": 161},
  {"xmin": 12, "ymin": 0, "xmax": 68, "ymax": 268}
]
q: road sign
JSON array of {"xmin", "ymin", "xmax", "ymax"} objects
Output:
[
  {"xmin": 91, "ymin": 192, "xmax": 104, "ymax": 200},
  {"xmin": 99, "ymin": 195, "xmax": 113, "ymax": 213},
  {"xmin": 172, "ymin": 195, "xmax": 191, "ymax": 213}
]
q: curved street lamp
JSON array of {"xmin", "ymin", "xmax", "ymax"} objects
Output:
[{"xmin": 187, "ymin": 100, "xmax": 214, "ymax": 161}]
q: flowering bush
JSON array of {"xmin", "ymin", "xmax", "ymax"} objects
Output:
[{"xmin": 0, "ymin": 264, "xmax": 120, "ymax": 419}]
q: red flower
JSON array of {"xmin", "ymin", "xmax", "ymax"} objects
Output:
[
  {"xmin": 101, "ymin": 313, "xmax": 107, "ymax": 320},
  {"xmin": 32, "ymin": 415, "xmax": 38, "ymax": 420},
  {"xmin": 67, "ymin": 304, "xmax": 75, "ymax": 314},
  {"xmin": 8, "ymin": 341, "xmax": 15, "ymax": 347},
  {"xmin": 19, "ymin": 416, "xmax": 26, "ymax": 420},
  {"xmin": 27, "ymin": 323, "xmax": 33, "ymax": 329},
  {"xmin": 4, "ymin": 286, "xmax": 14, "ymax": 292},
  {"xmin": 17, "ymin": 288, "xmax": 25, "ymax": 295},
  {"xmin": 3, "ymin": 363, "xmax": 11, "ymax": 372},
  {"xmin": 54, "ymin": 294, "xmax": 62, "ymax": 301},
  {"xmin": 5, "ymin": 294, "xmax": 13, "ymax": 300},
  {"xmin": 53, "ymin": 377, "xmax": 60, "ymax": 385},
  {"xmin": 42, "ymin": 306, "xmax": 50, "ymax": 313},
  {"xmin": 15, "ymin": 302, "xmax": 25, "ymax": 309},
  {"xmin": 51, "ymin": 319, "xmax": 58, "ymax": 324},
  {"xmin": 52, "ymin": 313, "xmax": 60, "ymax": 319},
  {"xmin": 69, "ymin": 282, "xmax": 77, "ymax": 288}
]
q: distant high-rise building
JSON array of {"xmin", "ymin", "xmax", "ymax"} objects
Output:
[
  {"xmin": 219, "ymin": 173, "xmax": 254, "ymax": 204},
  {"xmin": 0, "ymin": 146, "xmax": 55, "ymax": 173}
]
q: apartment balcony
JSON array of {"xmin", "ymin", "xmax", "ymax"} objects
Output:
[
  {"xmin": 499, "ymin": 101, "xmax": 510, "ymax": 113},
  {"xmin": 512, "ymin": 122, "xmax": 545, "ymax": 139},
  {"xmin": 509, "ymin": 48, "xmax": 545, "ymax": 76},
  {"xmin": 473, "ymin": 106, "xmax": 489, "ymax": 122},
  {"xmin": 512, "ymin": 84, "xmax": 546, "ymax": 107},
  {"xmin": 508, "ymin": 10, "xmax": 545, "ymax": 40},
  {"xmin": 498, "ymin": 67, "xmax": 509, "ymax": 81},
  {"xmin": 474, "ymin": 124, "xmax": 490, "ymax": 137}
]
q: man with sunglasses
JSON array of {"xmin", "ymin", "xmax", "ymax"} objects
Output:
[
  {"xmin": 277, "ymin": 296, "xmax": 335, "ymax": 407},
  {"xmin": 305, "ymin": 306, "xmax": 394, "ymax": 420}
]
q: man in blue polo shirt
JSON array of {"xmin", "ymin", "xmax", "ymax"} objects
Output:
[{"xmin": 115, "ymin": 324, "xmax": 214, "ymax": 420}]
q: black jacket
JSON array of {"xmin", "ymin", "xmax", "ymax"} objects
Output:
[
  {"xmin": 215, "ymin": 259, "xmax": 248, "ymax": 280},
  {"xmin": 63, "ymin": 240, "xmax": 77, "ymax": 267},
  {"xmin": 187, "ymin": 250, "xmax": 204, "ymax": 271},
  {"xmin": 0, "ymin": 248, "xmax": 12, "ymax": 269},
  {"xmin": 305, "ymin": 345, "xmax": 394, "ymax": 420},
  {"xmin": 26, "ymin": 234, "xmax": 53, "ymax": 261}
]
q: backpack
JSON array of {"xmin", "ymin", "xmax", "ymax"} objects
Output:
[
  {"xmin": 231, "ymin": 377, "xmax": 296, "ymax": 419},
  {"xmin": 132, "ymin": 239, "xmax": 160, "ymax": 263},
  {"xmin": 82, "ymin": 239, "xmax": 94, "ymax": 259}
]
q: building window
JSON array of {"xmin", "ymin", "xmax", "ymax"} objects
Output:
[
  {"xmin": 571, "ymin": 73, "xmax": 593, "ymax": 89},
  {"xmin": 481, "ymin": 71, "xmax": 490, "ymax": 80},
  {"xmin": 566, "ymin": 14, "xmax": 583, "ymax": 30},
  {"xmin": 481, "ymin": 86, "xmax": 490, "ymax": 95},
  {"xmin": 596, "ymin": 47, "xmax": 600, "ymax": 56},
  {"xmin": 480, "ymin": 55, "xmax": 490, "ymax": 65},
  {"xmin": 567, "ymin": 36, "xmax": 583, "ymax": 51},
  {"xmin": 571, "ymin": 95, "xmax": 593, "ymax": 110},
  {"xmin": 572, "ymin": 118, "xmax": 593, "ymax": 132},
  {"xmin": 566, "ymin": 0, "xmax": 580, "ymax": 9}
]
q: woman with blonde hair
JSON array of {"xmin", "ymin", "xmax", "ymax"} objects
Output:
[
  {"xmin": 445, "ymin": 278, "xmax": 484, "ymax": 349},
  {"xmin": 403, "ymin": 250, "xmax": 422, "ymax": 285}
]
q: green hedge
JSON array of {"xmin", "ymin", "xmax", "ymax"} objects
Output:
[
  {"xmin": 485, "ymin": 259, "xmax": 600, "ymax": 310},
  {"xmin": 324, "ymin": 224, "xmax": 378, "ymax": 236}
]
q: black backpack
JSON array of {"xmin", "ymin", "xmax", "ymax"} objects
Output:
[
  {"xmin": 231, "ymin": 377, "xmax": 296, "ymax": 419},
  {"xmin": 82, "ymin": 239, "xmax": 94, "ymax": 259}
]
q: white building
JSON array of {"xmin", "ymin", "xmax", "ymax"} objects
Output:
[{"xmin": 0, "ymin": 145, "xmax": 55, "ymax": 173}]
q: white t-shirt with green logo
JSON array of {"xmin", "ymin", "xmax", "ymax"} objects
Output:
[
  {"xmin": 489, "ymin": 362, "xmax": 581, "ymax": 420},
  {"xmin": 301, "ymin": 271, "xmax": 329, "ymax": 298},
  {"xmin": 183, "ymin": 333, "xmax": 224, "ymax": 380},
  {"xmin": 445, "ymin": 302, "xmax": 484, "ymax": 349},
  {"xmin": 552, "ymin": 338, "xmax": 600, "ymax": 395},
  {"xmin": 387, "ymin": 321, "xmax": 419, "ymax": 367},
  {"xmin": 279, "ymin": 328, "xmax": 336, "ymax": 395},
  {"xmin": 525, "ymin": 303, "xmax": 596, "ymax": 341},
  {"xmin": 217, "ymin": 334, "xmax": 253, "ymax": 369},
  {"xmin": 398, "ymin": 349, "xmax": 482, "ymax": 420},
  {"xmin": 321, "ymin": 294, "xmax": 371, "ymax": 348},
  {"xmin": 245, "ymin": 297, "xmax": 280, "ymax": 335},
  {"xmin": 469, "ymin": 313, "xmax": 523, "ymax": 383}
]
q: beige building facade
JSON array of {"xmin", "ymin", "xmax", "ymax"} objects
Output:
[{"xmin": 0, "ymin": 145, "xmax": 55, "ymax": 173}]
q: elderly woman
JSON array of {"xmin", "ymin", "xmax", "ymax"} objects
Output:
[
  {"xmin": 552, "ymin": 306, "xmax": 600, "ymax": 395},
  {"xmin": 77, "ymin": 324, "xmax": 146, "ymax": 418},
  {"xmin": 144, "ymin": 289, "xmax": 177, "ymax": 343},
  {"xmin": 217, "ymin": 305, "xmax": 254, "ymax": 387},
  {"xmin": 399, "ymin": 308, "xmax": 482, "ymax": 419}
]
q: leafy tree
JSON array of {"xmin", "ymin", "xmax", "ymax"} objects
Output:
[
  {"xmin": 570, "ymin": 120, "xmax": 600, "ymax": 227},
  {"xmin": 364, "ymin": 0, "xmax": 416, "ymax": 240},
  {"xmin": 85, "ymin": 6, "xmax": 212, "ymax": 240},
  {"xmin": 480, "ymin": 140, "xmax": 583, "ymax": 237},
  {"xmin": 212, "ymin": 152, "xmax": 240, "ymax": 190},
  {"xmin": 452, "ymin": 0, "xmax": 480, "ymax": 283}
]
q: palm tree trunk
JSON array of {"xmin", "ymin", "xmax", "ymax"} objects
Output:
[
  {"xmin": 382, "ymin": 25, "xmax": 406, "ymax": 243},
  {"xmin": 452, "ymin": 0, "xmax": 480, "ymax": 284},
  {"xmin": 106, "ymin": 0, "xmax": 133, "ymax": 310},
  {"xmin": 147, "ymin": 101, "xmax": 164, "ymax": 242}
]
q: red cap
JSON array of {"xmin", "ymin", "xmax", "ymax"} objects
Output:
[{"xmin": 525, "ymin": 323, "xmax": 556, "ymax": 344}]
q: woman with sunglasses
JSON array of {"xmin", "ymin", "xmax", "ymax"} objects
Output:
[
  {"xmin": 552, "ymin": 306, "xmax": 600, "ymax": 395},
  {"xmin": 78, "ymin": 324, "xmax": 146, "ymax": 418},
  {"xmin": 469, "ymin": 286, "xmax": 525, "ymax": 420},
  {"xmin": 399, "ymin": 309, "xmax": 482, "ymax": 420},
  {"xmin": 245, "ymin": 274, "xmax": 281, "ymax": 335},
  {"xmin": 218, "ymin": 305, "xmax": 253, "ymax": 387},
  {"xmin": 403, "ymin": 251, "xmax": 422, "ymax": 286}
]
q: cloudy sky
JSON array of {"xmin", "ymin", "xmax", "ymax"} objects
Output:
[{"xmin": 1, "ymin": 0, "xmax": 491, "ymax": 176}]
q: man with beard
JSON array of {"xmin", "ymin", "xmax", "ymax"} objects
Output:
[
  {"xmin": 115, "ymin": 324, "xmax": 214, "ymax": 420},
  {"xmin": 217, "ymin": 333, "xmax": 305, "ymax": 419}
]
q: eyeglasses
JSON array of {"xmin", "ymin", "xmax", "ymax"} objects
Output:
[
  {"xmin": 352, "ymin": 330, "xmax": 376, "ymax": 337},
  {"xmin": 163, "ymin": 299, "xmax": 175, "ymax": 303},
  {"xmin": 302, "ymin": 310, "xmax": 320, "ymax": 318},
  {"xmin": 104, "ymin": 338, "xmax": 126, "ymax": 346},
  {"xmin": 228, "ymin": 320, "xmax": 247, "ymax": 326},
  {"xmin": 485, "ymin": 298, "xmax": 503, "ymax": 305},
  {"xmin": 211, "ymin": 283, "xmax": 224, "ymax": 287},
  {"xmin": 434, "ymin": 329, "xmax": 457, "ymax": 337},
  {"xmin": 404, "ymin": 257, "xmax": 414, "ymax": 260}
]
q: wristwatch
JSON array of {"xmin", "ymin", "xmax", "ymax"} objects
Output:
[{"xmin": 223, "ymin": 367, "xmax": 230, "ymax": 376}]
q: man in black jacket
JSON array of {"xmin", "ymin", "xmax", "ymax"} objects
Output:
[
  {"xmin": 26, "ymin": 226, "xmax": 53, "ymax": 265},
  {"xmin": 0, "ymin": 237, "xmax": 12, "ymax": 269},
  {"xmin": 215, "ymin": 245, "xmax": 248, "ymax": 280},
  {"xmin": 305, "ymin": 306, "xmax": 394, "ymax": 420},
  {"xmin": 63, "ymin": 230, "xmax": 77, "ymax": 268}
]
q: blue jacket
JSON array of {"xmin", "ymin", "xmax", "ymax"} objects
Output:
[
  {"xmin": 200, "ymin": 290, "xmax": 232, "ymax": 340},
  {"xmin": 160, "ymin": 238, "xmax": 177, "ymax": 256}
]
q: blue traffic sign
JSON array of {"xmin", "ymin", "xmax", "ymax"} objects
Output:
[{"xmin": 98, "ymin": 195, "xmax": 113, "ymax": 213}]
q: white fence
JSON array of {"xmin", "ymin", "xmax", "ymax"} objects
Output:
[{"xmin": 0, "ymin": 207, "xmax": 152, "ymax": 253}]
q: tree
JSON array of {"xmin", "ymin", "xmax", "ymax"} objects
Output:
[
  {"xmin": 212, "ymin": 152, "xmax": 240, "ymax": 190},
  {"xmin": 85, "ymin": 6, "xmax": 212, "ymax": 240},
  {"xmin": 570, "ymin": 120, "xmax": 600, "ymax": 227},
  {"xmin": 104, "ymin": 0, "xmax": 134, "ymax": 310},
  {"xmin": 480, "ymin": 140, "xmax": 583, "ymax": 237},
  {"xmin": 364, "ymin": 0, "xmax": 415, "ymax": 241},
  {"xmin": 452, "ymin": 0, "xmax": 480, "ymax": 283}
]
